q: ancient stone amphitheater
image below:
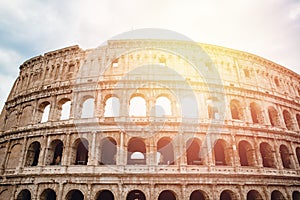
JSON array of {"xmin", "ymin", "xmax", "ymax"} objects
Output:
[{"xmin": 0, "ymin": 39, "xmax": 300, "ymax": 200}]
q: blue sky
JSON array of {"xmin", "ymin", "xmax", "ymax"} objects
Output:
[{"xmin": 0, "ymin": 0, "xmax": 300, "ymax": 109}]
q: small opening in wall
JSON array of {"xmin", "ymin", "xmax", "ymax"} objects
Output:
[{"xmin": 244, "ymin": 69, "xmax": 250, "ymax": 78}]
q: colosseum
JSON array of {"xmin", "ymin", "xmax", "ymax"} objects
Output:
[{"xmin": 0, "ymin": 38, "xmax": 300, "ymax": 200}]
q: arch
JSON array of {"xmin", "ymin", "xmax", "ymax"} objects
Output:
[
  {"xmin": 5, "ymin": 110, "xmax": 18, "ymax": 130},
  {"xmin": 95, "ymin": 190, "xmax": 114, "ymax": 200},
  {"xmin": 280, "ymin": 145, "xmax": 293, "ymax": 169},
  {"xmin": 283, "ymin": 110, "xmax": 294, "ymax": 131},
  {"xmin": 129, "ymin": 96, "xmax": 146, "ymax": 116},
  {"xmin": 157, "ymin": 137, "xmax": 174, "ymax": 165},
  {"xmin": 246, "ymin": 190, "xmax": 263, "ymax": 200},
  {"xmin": 39, "ymin": 102, "xmax": 51, "ymax": 123},
  {"xmin": 214, "ymin": 139, "xmax": 231, "ymax": 166},
  {"xmin": 66, "ymin": 189, "xmax": 84, "ymax": 200},
  {"xmin": 40, "ymin": 188, "xmax": 56, "ymax": 200},
  {"xmin": 181, "ymin": 96, "xmax": 198, "ymax": 118},
  {"xmin": 155, "ymin": 96, "xmax": 172, "ymax": 116},
  {"xmin": 190, "ymin": 190, "xmax": 209, "ymax": 200},
  {"xmin": 17, "ymin": 189, "xmax": 31, "ymax": 200},
  {"xmin": 104, "ymin": 96, "xmax": 120, "ymax": 117},
  {"xmin": 186, "ymin": 138, "xmax": 202, "ymax": 165},
  {"xmin": 220, "ymin": 190, "xmax": 237, "ymax": 200},
  {"xmin": 25, "ymin": 141, "xmax": 40, "ymax": 166},
  {"xmin": 72, "ymin": 138, "xmax": 89, "ymax": 165},
  {"xmin": 260, "ymin": 142, "xmax": 276, "ymax": 168},
  {"xmin": 268, "ymin": 106, "xmax": 281, "ymax": 127},
  {"xmin": 81, "ymin": 98, "xmax": 94, "ymax": 118},
  {"xmin": 158, "ymin": 190, "xmax": 176, "ymax": 200},
  {"xmin": 292, "ymin": 191, "xmax": 300, "ymax": 200},
  {"xmin": 100, "ymin": 137, "xmax": 117, "ymax": 165},
  {"xmin": 7, "ymin": 143, "xmax": 22, "ymax": 169},
  {"xmin": 127, "ymin": 137, "xmax": 146, "ymax": 165},
  {"xmin": 126, "ymin": 190, "xmax": 146, "ymax": 200},
  {"xmin": 250, "ymin": 102, "xmax": 264, "ymax": 124},
  {"xmin": 46, "ymin": 139, "xmax": 63, "ymax": 165},
  {"xmin": 296, "ymin": 147, "xmax": 300, "ymax": 165},
  {"xmin": 58, "ymin": 99, "xmax": 71, "ymax": 120},
  {"xmin": 271, "ymin": 190, "xmax": 286, "ymax": 200},
  {"xmin": 230, "ymin": 99, "xmax": 243, "ymax": 120},
  {"xmin": 238, "ymin": 140, "xmax": 255, "ymax": 166},
  {"xmin": 0, "ymin": 189, "xmax": 11, "ymax": 200},
  {"xmin": 20, "ymin": 105, "xmax": 33, "ymax": 126},
  {"xmin": 296, "ymin": 114, "xmax": 300, "ymax": 130}
]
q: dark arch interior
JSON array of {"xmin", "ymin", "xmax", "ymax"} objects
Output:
[
  {"xmin": 100, "ymin": 137, "xmax": 117, "ymax": 165},
  {"xmin": 158, "ymin": 190, "xmax": 176, "ymax": 200},
  {"xmin": 271, "ymin": 190, "xmax": 285, "ymax": 200},
  {"xmin": 17, "ymin": 189, "xmax": 31, "ymax": 200},
  {"xmin": 66, "ymin": 190, "xmax": 84, "ymax": 200},
  {"xmin": 220, "ymin": 190, "xmax": 234, "ymax": 200},
  {"xmin": 214, "ymin": 140, "xmax": 226, "ymax": 166},
  {"xmin": 292, "ymin": 191, "xmax": 300, "ymax": 200},
  {"xmin": 126, "ymin": 190, "xmax": 146, "ymax": 200},
  {"xmin": 190, "ymin": 190, "xmax": 206, "ymax": 200},
  {"xmin": 247, "ymin": 190, "xmax": 263, "ymax": 200},
  {"xmin": 75, "ymin": 139, "xmax": 89, "ymax": 165},
  {"xmin": 96, "ymin": 190, "xmax": 114, "ymax": 200},
  {"xmin": 40, "ymin": 189, "xmax": 56, "ymax": 200}
]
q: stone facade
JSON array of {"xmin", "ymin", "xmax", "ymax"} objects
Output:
[{"xmin": 0, "ymin": 39, "xmax": 300, "ymax": 200}]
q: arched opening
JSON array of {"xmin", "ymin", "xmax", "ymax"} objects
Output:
[
  {"xmin": 20, "ymin": 106, "xmax": 33, "ymax": 126},
  {"xmin": 40, "ymin": 102, "xmax": 51, "ymax": 123},
  {"xmin": 59, "ymin": 99, "xmax": 71, "ymax": 120},
  {"xmin": 66, "ymin": 190, "xmax": 84, "ymax": 200},
  {"xmin": 17, "ymin": 189, "xmax": 31, "ymax": 200},
  {"xmin": 296, "ymin": 114, "xmax": 300, "ymax": 130},
  {"xmin": 274, "ymin": 77, "xmax": 280, "ymax": 87},
  {"xmin": 271, "ymin": 190, "xmax": 285, "ymax": 200},
  {"xmin": 250, "ymin": 102, "xmax": 264, "ymax": 124},
  {"xmin": 247, "ymin": 190, "xmax": 263, "ymax": 200},
  {"xmin": 280, "ymin": 145, "xmax": 293, "ymax": 169},
  {"xmin": 40, "ymin": 188, "xmax": 56, "ymax": 200},
  {"xmin": 95, "ymin": 190, "xmax": 114, "ymax": 200},
  {"xmin": 182, "ymin": 96, "xmax": 198, "ymax": 118},
  {"xmin": 127, "ymin": 138, "xmax": 146, "ymax": 165},
  {"xmin": 100, "ymin": 137, "xmax": 117, "ymax": 165},
  {"xmin": 157, "ymin": 137, "xmax": 174, "ymax": 165},
  {"xmin": 260, "ymin": 142, "xmax": 276, "ymax": 168},
  {"xmin": 6, "ymin": 143, "xmax": 21, "ymax": 169},
  {"xmin": 104, "ymin": 97, "xmax": 120, "ymax": 117},
  {"xmin": 158, "ymin": 190, "xmax": 176, "ymax": 200},
  {"xmin": 126, "ymin": 190, "xmax": 146, "ymax": 200},
  {"xmin": 268, "ymin": 106, "xmax": 281, "ymax": 127},
  {"xmin": 296, "ymin": 147, "xmax": 300, "ymax": 165},
  {"xmin": 129, "ymin": 96, "xmax": 146, "ymax": 116},
  {"xmin": 214, "ymin": 139, "xmax": 230, "ymax": 166},
  {"xmin": 0, "ymin": 189, "xmax": 11, "ymax": 200},
  {"xmin": 220, "ymin": 190, "xmax": 236, "ymax": 200},
  {"xmin": 25, "ymin": 141, "xmax": 40, "ymax": 166},
  {"xmin": 190, "ymin": 190, "xmax": 208, "ymax": 200},
  {"xmin": 186, "ymin": 138, "xmax": 202, "ymax": 165},
  {"xmin": 81, "ymin": 98, "xmax": 94, "ymax": 118},
  {"xmin": 208, "ymin": 105, "xmax": 219, "ymax": 119},
  {"xmin": 155, "ymin": 96, "xmax": 172, "ymax": 116},
  {"xmin": 283, "ymin": 110, "xmax": 294, "ymax": 131},
  {"xmin": 73, "ymin": 138, "xmax": 89, "ymax": 165},
  {"xmin": 46, "ymin": 140, "xmax": 63, "ymax": 165},
  {"xmin": 292, "ymin": 191, "xmax": 300, "ymax": 200},
  {"xmin": 238, "ymin": 140, "xmax": 255, "ymax": 166},
  {"xmin": 230, "ymin": 100, "xmax": 243, "ymax": 120}
]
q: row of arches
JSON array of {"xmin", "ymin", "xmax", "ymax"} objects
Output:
[
  {"xmin": 13, "ymin": 188, "xmax": 300, "ymax": 200},
  {"xmin": 6, "ymin": 136, "xmax": 300, "ymax": 169}
]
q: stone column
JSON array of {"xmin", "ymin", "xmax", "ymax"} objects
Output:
[
  {"xmin": 88, "ymin": 131, "xmax": 97, "ymax": 165},
  {"xmin": 62, "ymin": 133, "xmax": 71, "ymax": 165},
  {"xmin": 0, "ymin": 140, "xmax": 11, "ymax": 174},
  {"xmin": 253, "ymin": 136, "xmax": 263, "ymax": 168},
  {"xmin": 19, "ymin": 137, "xmax": 28, "ymax": 172},
  {"xmin": 273, "ymin": 139, "xmax": 283, "ymax": 170},
  {"xmin": 39, "ymin": 134, "xmax": 48, "ymax": 166}
]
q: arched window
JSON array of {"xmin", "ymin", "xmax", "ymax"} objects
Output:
[
  {"xmin": 81, "ymin": 98, "xmax": 94, "ymax": 118},
  {"xmin": 155, "ymin": 96, "xmax": 172, "ymax": 116},
  {"xmin": 220, "ymin": 190, "xmax": 236, "ymax": 200},
  {"xmin": 296, "ymin": 147, "xmax": 300, "ymax": 165},
  {"xmin": 230, "ymin": 100, "xmax": 243, "ymax": 120},
  {"xmin": 25, "ymin": 141, "xmax": 40, "ymax": 166},
  {"xmin": 207, "ymin": 97, "xmax": 220, "ymax": 120},
  {"xmin": 271, "ymin": 190, "xmax": 285, "ymax": 200},
  {"xmin": 59, "ymin": 99, "xmax": 71, "ymax": 120},
  {"xmin": 127, "ymin": 138, "xmax": 146, "ymax": 165},
  {"xmin": 157, "ymin": 137, "xmax": 174, "ymax": 165},
  {"xmin": 129, "ymin": 96, "xmax": 146, "ymax": 116},
  {"xmin": 280, "ymin": 145, "xmax": 293, "ymax": 169},
  {"xmin": 126, "ymin": 190, "xmax": 146, "ymax": 200},
  {"xmin": 186, "ymin": 138, "xmax": 202, "ymax": 165},
  {"xmin": 292, "ymin": 191, "xmax": 300, "ymax": 200},
  {"xmin": 7, "ymin": 143, "xmax": 22, "ymax": 169},
  {"xmin": 104, "ymin": 96, "xmax": 120, "ymax": 117},
  {"xmin": 73, "ymin": 138, "xmax": 89, "ymax": 165},
  {"xmin": 158, "ymin": 190, "xmax": 176, "ymax": 200},
  {"xmin": 246, "ymin": 190, "xmax": 263, "ymax": 200},
  {"xmin": 296, "ymin": 114, "xmax": 300, "ymax": 130},
  {"xmin": 17, "ymin": 189, "xmax": 31, "ymax": 200},
  {"xmin": 20, "ymin": 105, "xmax": 33, "ymax": 126},
  {"xmin": 40, "ymin": 188, "xmax": 56, "ymax": 200},
  {"xmin": 238, "ymin": 140, "xmax": 255, "ymax": 166},
  {"xmin": 190, "ymin": 190, "xmax": 209, "ymax": 200},
  {"xmin": 214, "ymin": 139, "xmax": 231, "ymax": 166},
  {"xmin": 283, "ymin": 110, "xmax": 294, "ymax": 131},
  {"xmin": 268, "ymin": 106, "xmax": 281, "ymax": 127},
  {"xmin": 66, "ymin": 190, "xmax": 84, "ymax": 200},
  {"xmin": 46, "ymin": 140, "xmax": 63, "ymax": 165},
  {"xmin": 40, "ymin": 102, "xmax": 51, "ymax": 123},
  {"xmin": 100, "ymin": 137, "xmax": 117, "ymax": 165},
  {"xmin": 274, "ymin": 77, "xmax": 280, "ymax": 87},
  {"xmin": 250, "ymin": 102, "xmax": 264, "ymax": 124},
  {"xmin": 260, "ymin": 142, "xmax": 276, "ymax": 168},
  {"xmin": 96, "ymin": 190, "xmax": 114, "ymax": 200}
]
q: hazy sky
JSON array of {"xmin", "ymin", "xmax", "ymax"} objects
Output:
[{"xmin": 0, "ymin": 0, "xmax": 300, "ymax": 109}]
